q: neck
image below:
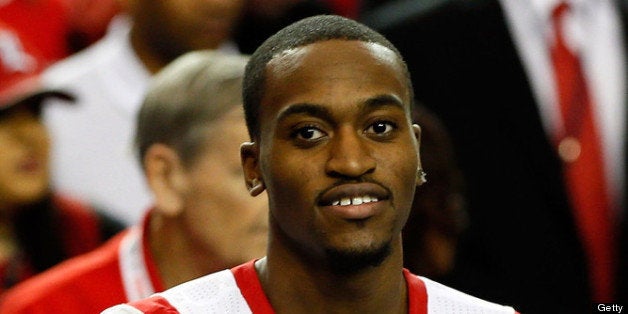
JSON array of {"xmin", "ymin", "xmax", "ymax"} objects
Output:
[
  {"xmin": 149, "ymin": 214, "xmax": 226, "ymax": 289},
  {"xmin": 129, "ymin": 27, "xmax": 169, "ymax": 75},
  {"xmin": 259, "ymin": 235, "xmax": 408, "ymax": 314}
]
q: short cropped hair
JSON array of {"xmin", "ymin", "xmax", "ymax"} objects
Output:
[
  {"xmin": 242, "ymin": 14, "xmax": 413, "ymax": 140},
  {"xmin": 136, "ymin": 50, "xmax": 249, "ymax": 167}
]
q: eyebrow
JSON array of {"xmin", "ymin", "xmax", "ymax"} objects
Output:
[
  {"xmin": 276, "ymin": 94, "xmax": 407, "ymax": 124},
  {"xmin": 277, "ymin": 103, "xmax": 333, "ymax": 124},
  {"xmin": 362, "ymin": 94, "xmax": 405, "ymax": 113}
]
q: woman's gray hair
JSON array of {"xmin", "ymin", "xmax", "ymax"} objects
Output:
[{"xmin": 135, "ymin": 50, "xmax": 249, "ymax": 167}]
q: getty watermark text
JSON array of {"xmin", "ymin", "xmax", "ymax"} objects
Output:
[{"xmin": 595, "ymin": 303, "xmax": 624, "ymax": 313}]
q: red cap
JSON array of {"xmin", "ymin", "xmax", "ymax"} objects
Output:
[{"xmin": 0, "ymin": 20, "xmax": 73, "ymax": 112}]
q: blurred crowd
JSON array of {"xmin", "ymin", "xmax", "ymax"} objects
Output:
[{"xmin": 0, "ymin": 0, "xmax": 625, "ymax": 313}]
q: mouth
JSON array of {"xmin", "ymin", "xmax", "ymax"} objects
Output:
[
  {"xmin": 18, "ymin": 156, "xmax": 43, "ymax": 173},
  {"xmin": 330, "ymin": 195, "xmax": 380, "ymax": 206},
  {"xmin": 318, "ymin": 182, "xmax": 390, "ymax": 220}
]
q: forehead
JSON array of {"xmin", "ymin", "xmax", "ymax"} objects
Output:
[
  {"xmin": 267, "ymin": 40, "xmax": 405, "ymax": 85},
  {"xmin": 261, "ymin": 39, "xmax": 410, "ymax": 119}
]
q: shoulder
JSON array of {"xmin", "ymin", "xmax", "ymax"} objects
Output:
[
  {"xmin": 42, "ymin": 17, "xmax": 132, "ymax": 90},
  {"xmin": 52, "ymin": 193, "xmax": 97, "ymax": 220},
  {"xmin": 52, "ymin": 194, "xmax": 123, "ymax": 253},
  {"xmin": 43, "ymin": 38, "xmax": 117, "ymax": 89},
  {"xmin": 51, "ymin": 194, "xmax": 124, "ymax": 232},
  {"xmin": 0, "ymin": 232, "xmax": 129, "ymax": 313},
  {"xmin": 151, "ymin": 269, "xmax": 252, "ymax": 313},
  {"xmin": 51, "ymin": 194, "xmax": 100, "ymax": 247},
  {"xmin": 416, "ymin": 275, "xmax": 517, "ymax": 313},
  {"xmin": 105, "ymin": 269, "xmax": 252, "ymax": 314}
]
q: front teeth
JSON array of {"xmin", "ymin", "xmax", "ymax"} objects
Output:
[{"xmin": 332, "ymin": 196, "xmax": 379, "ymax": 206}]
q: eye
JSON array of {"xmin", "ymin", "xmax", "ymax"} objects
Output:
[
  {"xmin": 365, "ymin": 121, "xmax": 396, "ymax": 136},
  {"xmin": 292, "ymin": 126, "xmax": 326, "ymax": 141}
]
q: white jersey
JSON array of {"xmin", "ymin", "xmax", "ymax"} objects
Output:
[{"xmin": 103, "ymin": 260, "xmax": 518, "ymax": 314}]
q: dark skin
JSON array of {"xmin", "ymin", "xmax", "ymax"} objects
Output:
[{"xmin": 242, "ymin": 39, "xmax": 422, "ymax": 313}]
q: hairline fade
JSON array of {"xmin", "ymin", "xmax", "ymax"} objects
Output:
[{"xmin": 242, "ymin": 14, "xmax": 414, "ymax": 141}]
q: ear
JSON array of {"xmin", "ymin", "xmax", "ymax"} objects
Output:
[
  {"xmin": 412, "ymin": 123, "xmax": 422, "ymax": 160},
  {"xmin": 144, "ymin": 144, "xmax": 188, "ymax": 217},
  {"xmin": 412, "ymin": 124, "xmax": 425, "ymax": 186},
  {"xmin": 241, "ymin": 141, "xmax": 265, "ymax": 196}
]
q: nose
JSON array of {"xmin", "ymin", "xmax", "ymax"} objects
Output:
[{"xmin": 325, "ymin": 126, "xmax": 376, "ymax": 179}]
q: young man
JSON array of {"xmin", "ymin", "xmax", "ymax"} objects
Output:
[
  {"xmin": 0, "ymin": 50, "xmax": 268, "ymax": 313},
  {"xmin": 103, "ymin": 15, "xmax": 517, "ymax": 313}
]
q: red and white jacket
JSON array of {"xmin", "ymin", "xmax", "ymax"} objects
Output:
[{"xmin": 0, "ymin": 212, "xmax": 163, "ymax": 313}]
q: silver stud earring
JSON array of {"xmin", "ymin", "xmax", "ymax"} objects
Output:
[
  {"xmin": 249, "ymin": 178, "xmax": 264, "ymax": 196},
  {"xmin": 250, "ymin": 178, "xmax": 260, "ymax": 190},
  {"xmin": 417, "ymin": 168, "xmax": 427, "ymax": 185}
]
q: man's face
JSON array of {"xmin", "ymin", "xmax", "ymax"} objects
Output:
[
  {"xmin": 182, "ymin": 107, "xmax": 268, "ymax": 266},
  {"xmin": 252, "ymin": 40, "xmax": 420, "ymax": 267},
  {"xmin": 133, "ymin": 0, "xmax": 244, "ymax": 59}
]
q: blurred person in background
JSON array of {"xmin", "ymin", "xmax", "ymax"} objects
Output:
[
  {"xmin": 402, "ymin": 104, "xmax": 467, "ymax": 280},
  {"xmin": 322, "ymin": 0, "xmax": 361, "ymax": 18},
  {"xmin": 0, "ymin": 21, "xmax": 123, "ymax": 295},
  {"xmin": 63, "ymin": 0, "xmax": 121, "ymax": 52},
  {"xmin": 0, "ymin": 0, "xmax": 120, "ymax": 61},
  {"xmin": 42, "ymin": 0, "xmax": 245, "ymax": 226},
  {"xmin": 0, "ymin": 50, "xmax": 268, "ymax": 313},
  {"xmin": 380, "ymin": 0, "xmax": 628, "ymax": 311},
  {"xmin": 234, "ymin": 0, "xmax": 332, "ymax": 54}
]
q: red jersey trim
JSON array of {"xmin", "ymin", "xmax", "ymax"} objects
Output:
[
  {"xmin": 232, "ymin": 261, "xmax": 429, "ymax": 314},
  {"xmin": 130, "ymin": 295, "xmax": 180, "ymax": 314},
  {"xmin": 141, "ymin": 211, "xmax": 165, "ymax": 292},
  {"xmin": 404, "ymin": 268, "xmax": 428, "ymax": 314},
  {"xmin": 232, "ymin": 260, "xmax": 275, "ymax": 314}
]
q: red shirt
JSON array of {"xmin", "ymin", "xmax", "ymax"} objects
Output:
[
  {"xmin": 0, "ymin": 194, "xmax": 120, "ymax": 295},
  {"xmin": 0, "ymin": 213, "xmax": 163, "ymax": 313}
]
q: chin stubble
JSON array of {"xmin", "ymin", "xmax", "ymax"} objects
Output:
[{"xmin": 324, "ymin": 241, "xmax": 392, "ymax": 276}]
